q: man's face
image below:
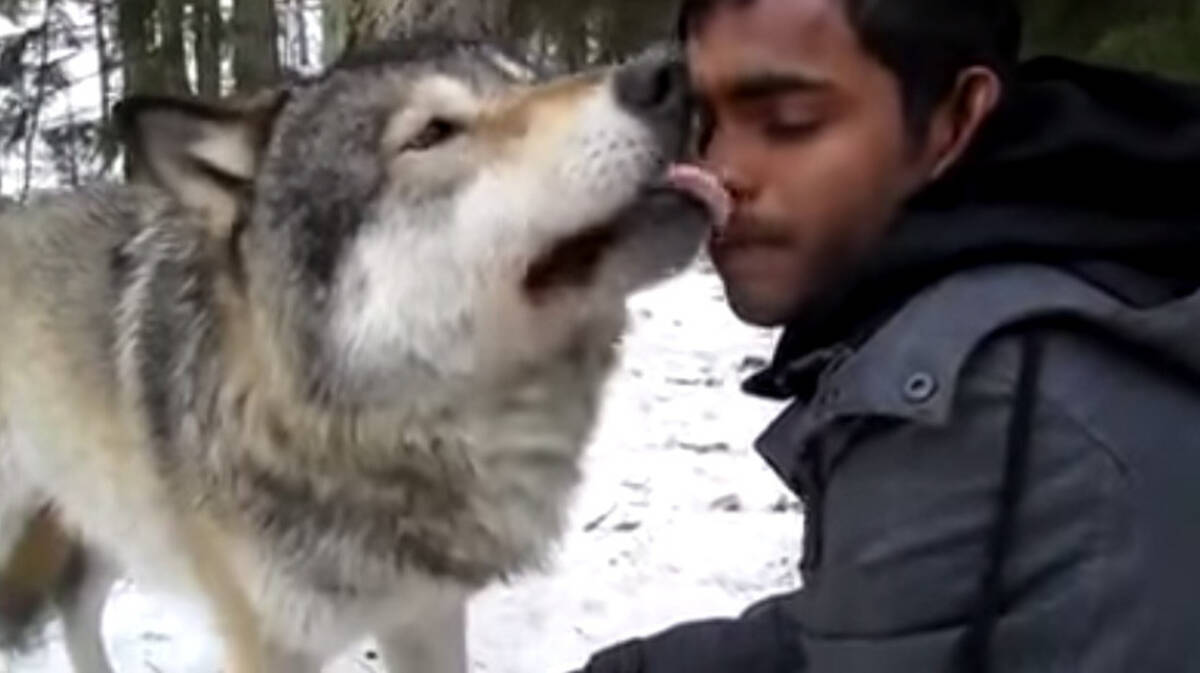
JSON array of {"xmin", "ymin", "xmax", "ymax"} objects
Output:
[{"xmin": 688, "ymin": 0, "xmax": 933, "ymax": 326}]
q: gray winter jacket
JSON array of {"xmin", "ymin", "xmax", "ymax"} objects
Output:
[
  {"xmin": 580, "ymin": 57, "xmax": 1200, "ymax": 673},
  {"xmin": 584, "ymin": 263, "xmax": 1200, "ymax": 673}
]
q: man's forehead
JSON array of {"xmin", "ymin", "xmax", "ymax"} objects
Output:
[
  {"xmin": 694, "ymin": 0, "xmax": 845, "ymax": 32},
  {"xmin": 686, "ymin": 0, "xmax": 858, "ymax": 94}
]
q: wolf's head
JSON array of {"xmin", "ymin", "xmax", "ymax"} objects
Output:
[{"xmin": 116, "ymin": 38, "xmax": 723, "ymax": 406}]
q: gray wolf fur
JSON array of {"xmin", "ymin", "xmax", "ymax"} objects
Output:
[{"xmin": 0, "ymin": 37, "xmax": 708, "ymax": 672}]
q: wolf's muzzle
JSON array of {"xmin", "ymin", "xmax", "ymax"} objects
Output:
[{"xmin": 613, "ymin": 50, "xmax": 691, "ymax": 158}]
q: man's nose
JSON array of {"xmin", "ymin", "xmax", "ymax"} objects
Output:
[{"xmin": 701, "ymin": 130, "xmax": 755, "ymax": 203}]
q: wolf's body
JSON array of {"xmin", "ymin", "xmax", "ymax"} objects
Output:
[{"xmin": 0, "ymin": 38, "xmax": 711, "ymax": 672}]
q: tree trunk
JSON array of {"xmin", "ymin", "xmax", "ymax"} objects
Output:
[
  {"xmin": 291, "ymin": 0, "xmax": 309, "ymax": 68},
  {"xmin": 192, "ymin": 0, "xmax": 222, "ymax": 96},
  {"xmin": 92, "ymin": 0, "xmax": 110, "ymax": 122},
  {"xmin": 21, "ymin": 0, "xmax": 52, "ymax": 200},
  {"xmin": 63, "ymin": 102, "xmax": 80, "ymax": 187},
  {"xmin": 117, "ymin": 0, "xmax": 157, "ymax": 95},
  {"xmin": 158, "ymin": 0, "xmax": 190, "ymax": 94},
  {"xmin": 321, "ymin": 0, "xmax": 347, "ymax": 64},
  {"xmin": 231, "ymin": 0, "xmax": 280, "ymax": 91}
]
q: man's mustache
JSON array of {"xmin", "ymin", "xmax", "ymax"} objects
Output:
[{"xmin": 710, "ymin": 211, "xmax": 794, "ymax": 248}]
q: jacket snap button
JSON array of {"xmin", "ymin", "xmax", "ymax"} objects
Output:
[{"xmin": 903, "ymin": 372, "xmax": 937, "ymax": 403}]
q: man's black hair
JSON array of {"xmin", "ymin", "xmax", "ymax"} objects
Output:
[{"xmin": 678, "ymin": 0, "xmax": 1023, "ymax": 137}]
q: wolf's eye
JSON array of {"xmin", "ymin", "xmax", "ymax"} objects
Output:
[{"xmin": 403, "ymin": 118, "xmax": 463, "ymax": 152}]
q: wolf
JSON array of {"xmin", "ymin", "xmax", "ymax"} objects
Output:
[{"xmin": 0, "ymin": 37, "xmax": 728, "ymax": 673}]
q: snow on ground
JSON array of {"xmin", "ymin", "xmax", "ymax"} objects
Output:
[{"xmin": 6, "ymin": 264, "xmax": 802, "ymax": 673}]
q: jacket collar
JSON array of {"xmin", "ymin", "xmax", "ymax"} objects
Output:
[{"xmin": 751, "ymin": 264, "xmax": 1178, "ymax": 486}]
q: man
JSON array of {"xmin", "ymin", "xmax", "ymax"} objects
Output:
[{"xmin": 578, "ymin": 0, "xmax": 1200, "ymax": 671}]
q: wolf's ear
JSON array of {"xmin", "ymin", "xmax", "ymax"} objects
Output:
[{"xmin": 114, "ymin": 89, "xmax": 288, "ymax": 238}]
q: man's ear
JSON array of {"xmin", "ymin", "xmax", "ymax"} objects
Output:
[
  {"xmin": 923, "ymin": 66, "xmax": 1002, "ymax": 182},
  {"xmin": 113, "ymin": 89, "xmax": 288, "ymax": 238}
]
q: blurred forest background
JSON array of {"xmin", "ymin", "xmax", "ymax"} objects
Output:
[{"xmin": 0, "ymin": 0, "xmax": 1194, "ymax": 199}]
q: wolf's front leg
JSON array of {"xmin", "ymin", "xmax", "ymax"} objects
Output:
[
  {"xmin": 174, "ymin": 517, "xmax": 274, "ymax": 673},
  {"xmin": 377, "ymin": 598, "xmax": 467, "ymax": 673},
  {"xmin": 54, "ymin": 548, "xmax": 118, "ymax": 673}
]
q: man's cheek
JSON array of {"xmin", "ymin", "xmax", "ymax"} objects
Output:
[{"xmin": 775, "ymin": 141, "xmax": 855, "ymax": 204}]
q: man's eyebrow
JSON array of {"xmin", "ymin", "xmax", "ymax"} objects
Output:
[{"xmin": 725, "ymin": 70, "xmax": 831, "ymax": 100}]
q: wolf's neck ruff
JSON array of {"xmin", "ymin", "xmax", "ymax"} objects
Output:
[{"xmin": 114, "ymin": 218, "xmax": 614, "ymax": 591}]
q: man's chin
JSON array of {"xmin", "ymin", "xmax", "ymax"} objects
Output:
[
  {"xmin": 709, "ymin": 240, "xmax": 810, "ymax": 327},
  {"xmin": 721, "ymin": 283, "xmax": 799, "ymax": 328}
]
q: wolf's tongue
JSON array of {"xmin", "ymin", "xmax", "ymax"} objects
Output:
[{"xmin": 666, "ymin": 163, "xmax": 732, "ymax": 231}]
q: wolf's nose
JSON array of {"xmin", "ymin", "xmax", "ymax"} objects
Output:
[{"xmin": 614, "ymin": 51, "xmax": 689, "ymax": 123}]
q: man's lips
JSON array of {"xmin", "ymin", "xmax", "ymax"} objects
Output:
[{"xmin": 708, "ymin": 214, "xmax": 793, "ymax": 250}]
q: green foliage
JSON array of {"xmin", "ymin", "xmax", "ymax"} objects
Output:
[
  {"xmin": 1085, "ymin": 9, "xmax": 1200, "ymax": 81},
  {"xmin": 1020, "ymin": 0, "xmax": 1200, "ymax": 81}
]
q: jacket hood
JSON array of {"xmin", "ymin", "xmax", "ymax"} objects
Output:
[{"xmin": 748, "ymin": 56, "xmax": 1200, "ymax": 398}]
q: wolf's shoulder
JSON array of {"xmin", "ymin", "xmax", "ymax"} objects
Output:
[{"xmin": 1, "ymin": 183, "xmax": 156, "ymax": 240}]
